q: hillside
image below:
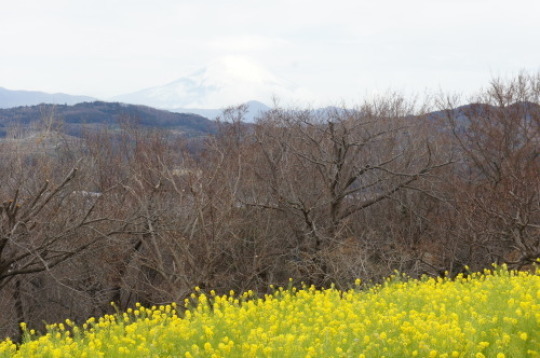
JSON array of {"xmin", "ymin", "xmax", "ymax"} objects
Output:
[
  {"xmin": 3, "ymin": 268, "xmax": 539, "ymax": 357},
  {"xmin": 0, "ymin": 101, "xmax": 217, "ymax": 138}
]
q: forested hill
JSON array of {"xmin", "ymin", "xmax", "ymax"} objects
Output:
[{"xmin": 0, "ymin": 101, "xmax": 217, "ymax": 138}]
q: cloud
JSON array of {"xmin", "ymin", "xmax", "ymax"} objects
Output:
[
  {"xmin": 208, "ymin": 35, "xmax": 290, "ymax": 52},
  {"xmin": 1, "ymin": 0, "xmax": 539, "ymax": 103}
]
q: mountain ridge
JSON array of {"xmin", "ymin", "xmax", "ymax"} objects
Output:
[
  {"xmin": 0, "ymin": 101, "xmax": 217, "ymax": 138},
  {"xmin": 0, "ymin": 87, "xmax": 96, "ymax": 109}
]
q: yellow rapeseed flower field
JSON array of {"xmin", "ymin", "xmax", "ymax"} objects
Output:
[{"xmin": 1, "ymin": 266, "xmax": 539, "ymax": 357}]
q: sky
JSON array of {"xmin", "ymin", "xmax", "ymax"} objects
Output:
[{"xmin": 1, "ymin": 0, "xmax": 539, "ymax": 108}]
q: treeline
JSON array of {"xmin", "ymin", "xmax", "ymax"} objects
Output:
[{"xmin": 0, "ymin": 74, "xmax": 539, "ymax": 339}]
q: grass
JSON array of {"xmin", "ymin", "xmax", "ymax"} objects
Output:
[{"xmin": 0, "ymin": 266, "xmax": 539, "ymax": 357}]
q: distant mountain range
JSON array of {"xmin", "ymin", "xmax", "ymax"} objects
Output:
[
  {"xmin": 0, "ymin": 86, "xmax": 272, "ymax": 123},
  {"xmin": 1, "ymin": 57, "xmax": 309, "ymax": 123},
  {"xmin": 0, "ymin": 87, "xmax": 96, "ymax": 108},
  {"xmin": 0, "ymin": 101, "xmax": 217, "ymax": 138},
  {"xmin": 1, "ymin": 96, "xmax": 538, "ymax": 143}
]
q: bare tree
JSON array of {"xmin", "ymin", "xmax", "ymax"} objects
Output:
[
  {"xmin": 210, "ymin": 98, "xmax": 452, "ymax": 286},
  {"xmin": 437, "ymin": 72, "xmax": 540, "ymax": 270}
]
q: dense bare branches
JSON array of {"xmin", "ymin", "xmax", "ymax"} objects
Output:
[
  {"xmin": 0, "ymin": 73, "xmax": 539, "ymax": 339},
  {"xmin": 437, "ymin": 73, "xmax": 540, "ymax": 270},
  {"xmin": 201, "ymin": 100, "xmax": 451, "ymax": 285}
]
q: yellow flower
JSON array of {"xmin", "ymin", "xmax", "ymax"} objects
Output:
[{"xmin": 478, "ymin": 341, "xmax": 489, "ymax": 349}]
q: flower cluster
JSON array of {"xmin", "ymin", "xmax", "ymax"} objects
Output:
[{"xmin": 0, "ymin": 266, "xmax": 538, "ymax": 357}]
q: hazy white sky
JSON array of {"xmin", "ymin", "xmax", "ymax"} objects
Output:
[{"xmin": 1, "ymin": 0, "xmax": 539, "ymax": 106}]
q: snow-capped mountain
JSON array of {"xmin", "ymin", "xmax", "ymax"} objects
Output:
[{"xmin": 112, "ymin": 57, "xmax": 304, "ymax": 119}]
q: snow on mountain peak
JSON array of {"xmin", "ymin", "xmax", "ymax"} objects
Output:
[
  {"xmin": 112, "ymin": 56, "xmax": 303, "ymax": 110},
  {"xmin": 195, "ymin": 56, "xmax": 281, "ymax": 86}
]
